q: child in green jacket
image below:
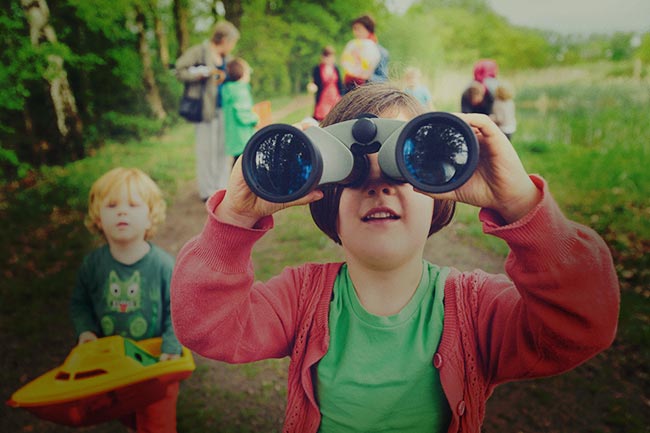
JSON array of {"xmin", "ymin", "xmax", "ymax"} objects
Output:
[{"xmin": 221, "ymin": 58, "xmax": 259, "ymax": 164}]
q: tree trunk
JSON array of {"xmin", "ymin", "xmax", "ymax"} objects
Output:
[
  {"xmin": 151, "ymin": 0, "xmax": 170, "ymax": 68},
  {"xmin": 135, "ymin": 4, "xmax": 167, "ymax": 120},
  {"xmin": 21, "ymin": 0, "xmax": 84, "ymax": 160},
  {"xmin": 222, "ymin": 0, "xmax": 243, "ymax": 29},
  {"xmin": 173, "ymin": 0, "xmax": 190, "ymax": 56}
]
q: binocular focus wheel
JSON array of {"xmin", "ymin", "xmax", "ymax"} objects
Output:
[{"xmin": 351, "ymin": 117, "xmax": 378, "ymax": 145}]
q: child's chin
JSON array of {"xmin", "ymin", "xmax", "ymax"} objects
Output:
[{"xmin": 353, "ymin": 244, "xmax": 416, "ymax": 267}]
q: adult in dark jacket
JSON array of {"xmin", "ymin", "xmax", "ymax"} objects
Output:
[
  {"xmin": 461, "ymin": 59, "xmax": 499, "ymax": 115},
  {"xmin": 461, "ymin": 80, "xmax": 494, "ymax": 115}
]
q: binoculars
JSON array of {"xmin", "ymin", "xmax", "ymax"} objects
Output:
[{"xmin": 241, "ymin": 112, "xmax": 479, "ymax": 203}]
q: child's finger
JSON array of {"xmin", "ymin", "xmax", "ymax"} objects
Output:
[
  {"xmin": 78, "ymin": 331, "xmax": 98, "ymax": 345},
  {"xmin": 159, "ymin": 353, "xmax": 181, "ymax": 362},
  {"xmin": 452, "ymin": 112, "xmax": 504, "ymax": 141},
  {"xmin": 282, "ymin": 189, "xmax": 324, "ymax": 209}
]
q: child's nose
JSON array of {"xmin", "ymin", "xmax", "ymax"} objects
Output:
[
  {"xmin": 365, "ymin": 174, "xmax": 399, "ymax": 196},
  {"xmin": 366, "ymin": 183, "xmax": 396, "ymax": 196},
  {"xmin": 364, "ymin": 154, "xmax": 397, "ymax": 196}
]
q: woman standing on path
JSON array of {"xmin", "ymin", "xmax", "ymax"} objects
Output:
[{"xmin": 175, "ymin": 21, "xmax": 240, "ymax": 202}]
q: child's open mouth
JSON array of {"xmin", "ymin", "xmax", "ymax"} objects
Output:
[{"xmin": 362, "ymin": 209, "xmax": 400, "ymax": 222}]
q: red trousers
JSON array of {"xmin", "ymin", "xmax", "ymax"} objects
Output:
[{"xmin": 120, "ymin": 382, "xmax": 179, "ymax": 433}]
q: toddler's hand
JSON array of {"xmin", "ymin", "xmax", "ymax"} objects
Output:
[
  {"xmin": 189, "ymin": 65, "xmax": 212, "ymax": 79},
  {"xmin": 306, "ymin": 82, "xmax": 318, "ymax": 93},
  {"xmin": 159, "ymin": 353, "xmax": 181, "ymax": 362},
  {"xmin": 78, "ymin": 331, "xmax": 98, "ymax": 345}
]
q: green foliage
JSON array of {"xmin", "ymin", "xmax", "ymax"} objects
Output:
[
  {"xmin": 0, "ymin": 3, "xmax": 48, "ymax": 112},
  {"xmin": 555, "ymin": 32, "xmax": 643, "ymax": 64},
  {"xmin": 99, "ymin": 111, "xmax": 167, "ymax": 141},
  {"xmin": 419, "ymin": 0, "xmax": 490, "ymax": 11},
  {"xmin": 608, "ymin": 32, "xmax": 636, "ymax": 61},
  {"xmin": 241, "ymin": 0, "xmax": 382, "ymax": 98},
  {"xmin": 516, "ymin": 80, "xmax": 648, "ymax": 215},
  {"xmin": 1, "ymin": 0, "xmax": 646, "ymax": 173},
  {"xmin": 107, "ymin": 47, "xmax": 144, "ymax": 89},
  {"xmin": 0, "ymin": 146, "xmax": 32, "ymax": 181},
  {"xmin": 390, "ymin": 4, "xmax": 553, "ymax": 70},
  {"xmin": 635, "ymin": 32, "xmax": 650, "ymax": 63},
  {"xmin": 380, "ymin": 13, "xmax": 446, "ymax": 79},
  {"xmin": 284, "ymin": 3, "xmax": 342, "ymax": 92},
  {"xmin": 239, "ymin": 10, "xmax": 293, "ymax": 98},
  {"xmin": 66, "ymin": 0, "xmax": 133, "ymax": 38}
]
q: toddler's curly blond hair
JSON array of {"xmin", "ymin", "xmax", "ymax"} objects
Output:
[{"xmin": 85, "ymin": 167, "xmax": 166, "ymax": 241}]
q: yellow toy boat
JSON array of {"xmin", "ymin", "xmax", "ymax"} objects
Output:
[{"xmin": 7, "ymin": 336, "xmax": 195, "ymax": 427}]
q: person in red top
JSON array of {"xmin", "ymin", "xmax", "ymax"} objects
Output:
[
  {"xmin": 170, "ymin": 84, "xmax": 620, "ymax": 432},
  {"xmin": 308, "ymin": 46, "xmax": 344, "ymax": 122},
  {"xmin": 473, "ymin": 58, "xmax": 498, "ymax": 85}
]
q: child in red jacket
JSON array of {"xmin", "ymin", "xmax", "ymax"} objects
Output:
[{"xmin": 170, "ymin": 84, "xmax": 619, "ymax": 432}]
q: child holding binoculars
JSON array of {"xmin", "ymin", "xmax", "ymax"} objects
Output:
[{"xmin": 170, "ymin": 83, "xmax": 619, "ymax": 432}]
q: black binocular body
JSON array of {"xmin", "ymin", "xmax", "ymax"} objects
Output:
[{"xmin": 241, "ymin": 112, "xmax": 479, "ymax": 203}]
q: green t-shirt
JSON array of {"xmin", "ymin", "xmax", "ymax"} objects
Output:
[
  {"xmin": 70, "ymin": 243, "xmax": 181, "ymax": 355},
  {"xmin": 317, "ymin": 261, "xmax": 451, "ymax": 432}
]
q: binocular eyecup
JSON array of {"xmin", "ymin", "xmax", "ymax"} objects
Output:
[{"xmin": 241, "ymin": 112, "xmax": 479, "ymax": 203}]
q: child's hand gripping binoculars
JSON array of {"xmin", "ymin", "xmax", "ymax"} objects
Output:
[{"xmin": 241, "ymin": 112, "xmax": 479, "ymax": 203}]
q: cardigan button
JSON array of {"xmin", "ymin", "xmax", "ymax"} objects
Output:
[
  {"xmin": 433, "ymin": 353, "xmax": 443, "ymax": 369},
  {"xmin": 457, "ymin": 400, "xmax": 466, "ymax": 416}
]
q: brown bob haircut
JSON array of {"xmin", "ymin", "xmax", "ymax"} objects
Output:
[
  {"xmin": 226, "ymin": 58, "xmax": 248, "ymax": 82},
  {"xmin": 352, "ymin": 15, "xmax": 375, "ymax": 34},
  {"xmin": 309, "ymin": 83, "xmax": 456, "ymax": 245}
]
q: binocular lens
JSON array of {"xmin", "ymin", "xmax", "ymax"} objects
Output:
[
  {"xmin": 242, "ymin": 126, "xmax": 322, "ymax": 203},
  {"xmin": 241, "ymin": 113, "xmax": 479, "ymax": 203},
  {"xmin": 397, "ymin": 113, "xmax": 478, "ymax": 193}
]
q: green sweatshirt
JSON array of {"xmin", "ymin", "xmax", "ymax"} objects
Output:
[
  {"xmin": 221, "ymin": 80, "xmax": 259, "ymax": 157},
  {"xmin": 70, "ymin": 243, "xmax": 181, "ymax": 355}
]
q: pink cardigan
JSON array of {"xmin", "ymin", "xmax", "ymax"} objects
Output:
[{"xmin": 170, "ymin": 176, "xmax": 619, "ymax": 433}]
